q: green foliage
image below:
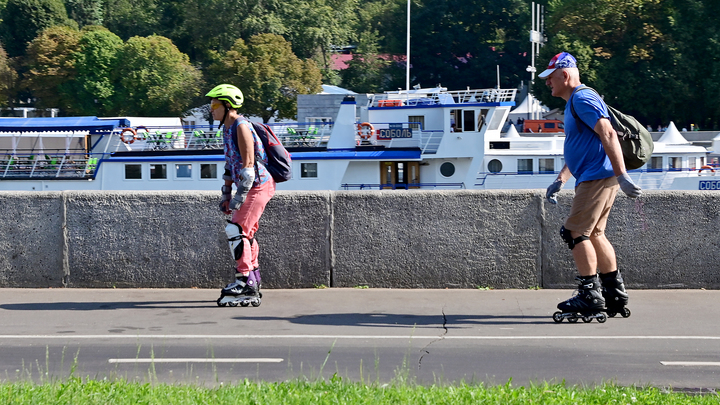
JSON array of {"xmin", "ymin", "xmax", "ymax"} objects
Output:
[
  {"xmin": 70, "ymin": 27, "xmax": 124, "ymax": 115},
  {"xmin": 0, "ymin": 378, "xmax": 719, "ymax": 404},
  {"xmin": 103, "ymin": 0, "xmax": 163, "ymax": 40},
  {"xmin": 0, "ymin": 45, "xmax": 15, "ymax": 107},
  {"xmin": 0, "ymin": 0, "xmax": 77, "ymax": 57},
  {"xmin": 66, "ymin": 0, "xmax": 104, "ymax": 27},
  {"xmin": 408, "ymin": 0, "xmax": 530, "ymax": 90},
  {"xmin": 113, "ymin": 35, "xmax": 203, "ymax": 116},
  {"xmin": 209, "ymin": 34, "xmax": 322, "ymax": 122},
  {"xmin": 23, "ymin": 25, "xmax": 83, "ymax": 109},
  {"xmin": 539, "ymin": 0, "xmax": 720, "ymax": 129}
]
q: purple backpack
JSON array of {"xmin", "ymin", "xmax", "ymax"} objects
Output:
[{"xmin": 231, "ymin": 118, "xmax": 292, "ymax": 183}]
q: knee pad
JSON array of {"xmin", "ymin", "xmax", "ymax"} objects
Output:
[
  {"xmin": 225, "ymin": 221, "xmax": 245, "ymax": 260},
  {"xmin": 560, "ymin": 226, "xmax": 589, "ymax": 250}
]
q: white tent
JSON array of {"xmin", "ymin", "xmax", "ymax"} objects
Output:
[{"xmin": 657, "ymin": 121, "xmax": 690, "ymax": 144}]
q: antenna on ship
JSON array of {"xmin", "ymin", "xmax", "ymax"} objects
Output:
[
  {"xmin": 526, "ymin": 1, "xmax": 546, "ymax": 120},
  {"xmin": 406, "ymin": 0, "xmax": 411, "ymax": 92}
]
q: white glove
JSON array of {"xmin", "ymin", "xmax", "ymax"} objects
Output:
[
  {"xmin": 546, "ymin": 179, "xmax": 565, "ymax": 204},
  {"xmin": 617, "ymin": 173, "xmax": 642, "ymax": 198}
]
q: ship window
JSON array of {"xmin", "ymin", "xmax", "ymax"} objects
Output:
[
  {"xmin": 478, "ymin": 109, "xmax": 489, "ymax": 131},
  {"xmin": 408, "ymin": 115, "xmax": 424, "ymax": 131},
  {"xmin": 669, "ymin": 157, "xmax": 682, "ymax": 171},
  {"xmin": 488, "ymin": 159, "xmax": 502, "ymax": 173},
  {"xmin": 517, "ymin": 159, "xmax": 533, "ymax": 174},
  {"xmin": 125, "ymin": 164, "xmax": 142, "ymax": 179},
  {"xmin": 649, "ymin": 156, "xmax": 662, "ymax": 172},
  {"xmin": 451, "ymin": 110, "xmax": 462, "ymax": 132},
  {"xmin": 539, "ymin": 158, "xmax": 555, "ymax": 174},
  {"xmin": 488, "ymin": 108, "xmax": 507, "ymax": 130},
  {"xmin": 176, "ymin": 164, "xmax": 192, "ymax": 178},
  {"xmin": 150, "ymin": 164, "xmax": 167, "ymax": 179},
  {"xmin": 200, "ymin": 164, "xmax": 217, "ymax": 179},
  {"xmin": 689, "ymin": 157, "xmax": 697, "ymax": 170},
  {"xmin": 301, "ymin": 162, "xmax": 317, "ymax": 178},
  {"xmin": 463, "ymin": 110, "xmax": 475, "ymax": 132},
  {"xmin": 440, "ymin": 162, "xmax": 455, "ymax": 177}
]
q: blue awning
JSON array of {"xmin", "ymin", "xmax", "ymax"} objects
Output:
[
  {"xmin": 289, "ymin": 149, "xmax": 421, "ymax": 160},
  {"xmin": 0, "ymin": 117, "xmax": 129, "ymax": 133}
]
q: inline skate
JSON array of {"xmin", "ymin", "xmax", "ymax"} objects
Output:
[
  {"xmin": 553, "ymin": 275, "xmax": 607, "ymax": 323},
  {"xmin": 217, "ymin": 271, "xmax": 261, "ymax": 307},
  {"xmin": 600, "ymin": 270, "xmax": 630, "ymax": 318}
]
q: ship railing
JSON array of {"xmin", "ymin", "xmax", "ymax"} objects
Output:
[
  {"xmin": 369, "ymin": 88, "xmax": 517, "ymax": 107},
  {"xmin": 270, "ymin": 122, "xmax": 333, "ymax": 148},
  {"xmin": 341, "ymin": 182, "xmax": 465, "ymax": 190},
  {"xmin": 106, "ymin": 122, "xmax": 335, "ymax": 151},
  {"xmin": 0, "ymin": 150, "xmax": 105, "ymax": 179}
]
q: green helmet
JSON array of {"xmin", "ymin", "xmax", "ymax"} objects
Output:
[{"xmin": 206, "ymin": 84, "xmax": 244, "ymax": 108}]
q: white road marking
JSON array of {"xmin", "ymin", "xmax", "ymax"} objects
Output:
[
  {"xmin": 660, "ymin": 361, "xmax": 720, "ymax": 366},
  {"xmin": 1, "ymin": 335, "xmax": 720, "ymax": 340},
  {"xmin": 109, "ymin": 358, "xmax": 283, "ymax": 364}
]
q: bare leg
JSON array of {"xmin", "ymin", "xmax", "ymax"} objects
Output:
[
  {"xmin": 590, "ymin": 233, "xmax": 617, "ymax": 274},
  {"xmin": 570, "ymin": 231, "xmax": 596, "ymax": 277}
]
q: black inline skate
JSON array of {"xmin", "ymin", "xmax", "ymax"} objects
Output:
[
  {"xmin": 217, "ymin": 271, "xmax": 261, "ymax": 307},
  {"xmin": 553, "ymin": 274, "xmax": 607, "ymax": 323},
  {"xmin": 600, "ymin": 270, "xmax": 630, "ymax": 318}
]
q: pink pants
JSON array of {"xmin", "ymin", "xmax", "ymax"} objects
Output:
[{"xmin": 230, "ymin": 179, "xmax": 276, "ymax": 274}]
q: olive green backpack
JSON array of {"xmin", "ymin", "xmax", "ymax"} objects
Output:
[{"xmin": 569, "ymin": 86, "xmax": 654, "ymax": 170}]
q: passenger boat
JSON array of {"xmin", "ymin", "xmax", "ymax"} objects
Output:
[{"xmin": 0, "ymin": 87, "xmax": 715, "ymax": 191}]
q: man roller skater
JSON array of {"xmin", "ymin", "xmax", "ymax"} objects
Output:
[{"xmin": 540, "ymin": 52, "xmax": 641, "ymax": 323}]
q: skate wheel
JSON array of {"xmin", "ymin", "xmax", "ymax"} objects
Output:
[
  {"xmin": 597, "ymin": 313, "xmax": 607, "ymax": 323},
  {"xmin": 251, "ymin": 299, "xmax": 261, "ymax": 307},
  {"xmin": 552, "ymin": 312, "xmax": 563, "ymax": 323},
  {"xmin": 568, "ymin": 316, "xmax": 579, "ymax": 323},
  {"xmin": 582, "ymin": 316, "xmax": 592, "ymax": 323},
  {"xmin": 259, "ymin": 292, "xmax": 263, "ymax": 299},
  {"xmin": 606, "ymin": 311, "xmax": 617, "ymax": 318},
  {"xmin": 229, "ymin": 301, "xmax": 239, "ymax": 307},
  {"xmin": 621, "ymin": 308, "xmax": 631, "ymax": 318},
  {"xmin": 240, "ymin": 301, "xmax": 250, "ymax": 307},
  {"xmin": 216, "ymin": 298, "xmax": 227, "ymax": 307}
]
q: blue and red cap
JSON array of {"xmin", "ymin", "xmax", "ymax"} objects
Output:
[{"xmin": 538, "ymin": 52, "xmax": 577, "ymax": 79}]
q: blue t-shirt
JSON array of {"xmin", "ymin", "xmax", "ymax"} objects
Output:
[{"xmin": 563, "ymin": 85, "xmax": 615, "ymax": 184}]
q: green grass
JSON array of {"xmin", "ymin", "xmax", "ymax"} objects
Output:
[{"xmin": 0, "ymin": 378, "xmax": 717, "ymax": 404}]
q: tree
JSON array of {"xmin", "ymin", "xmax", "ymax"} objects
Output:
[
  {"xmin": 0, "ymin": 0, "xmax": 77, "ymax": 57},
  {"xmin": 407, "ymin": 0, "xmax": 530, "ymax": 90},
  {"xmin": 341, "ymin": 31, "xmax": 402, "ymax": 93},
  {"xmin": 69, "ymin": 27, "xmax": 124, "ymax": 115},
  {"xmin": 537, "ymin": 0, "xmax": 719, "ymax": 128},
  {"xmin": 209, "ymin": 34, "xmax": 322, "ymax": 123},
  {"xmin": 112, "ymin": 35, "xmax": 203, "ymax": 116},
  {"xmin": 0, "ymin": 45, "xmax": 17, "ymax": 107},
  {"xmin": 103, "ymin": 0, "xmax": 163, "ymax": 40},
  {"xmin": 66, "ymin": 0, "xmax": 104, "ymax": 27},
  {"xmin": 22, "ymin": 25, "xmax": 83, "ymax": 110}
]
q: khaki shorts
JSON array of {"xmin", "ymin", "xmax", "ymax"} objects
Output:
[{"xmin": 564, "ymin": 176, "xmax": 619, "ymax": 237}]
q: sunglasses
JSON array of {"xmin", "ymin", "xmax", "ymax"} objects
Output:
[{"xmin": 210, "ymin": 102, "xmax": 224, "ymax": 111}]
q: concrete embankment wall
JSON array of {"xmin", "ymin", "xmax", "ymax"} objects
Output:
[{"xmin": 1, "ymin": 190, "xmax": 718, "ymax": 289}]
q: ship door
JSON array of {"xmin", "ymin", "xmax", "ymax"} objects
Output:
[{"xmin": 381, "ymin": 161, "xmax": 420, "ymax": 189}]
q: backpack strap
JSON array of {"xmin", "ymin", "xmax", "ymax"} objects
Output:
[
  {"xmin": 229, "ymin": 116, "xmax": 259, "ymax": 172},
  {"xmin": 568, "ymin": 85, "xmax": 596, "ymax": 134}
]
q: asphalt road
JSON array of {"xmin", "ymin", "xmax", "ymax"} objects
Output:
[{"xmin": 1, "ymin": 288, "xmax": 719, "ymax": 390}]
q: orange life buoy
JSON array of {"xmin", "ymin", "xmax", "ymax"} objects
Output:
[
  {"xmin": 357, "ymin": 122, "xmax": 374, "ymax": 140},
  {"xmin": 120, "ymin": 128, "xmax": 137, "ymax": 144},
  {"xmin": 698, "ymin": 165, "xmax": 715, "ymax": 174}
]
